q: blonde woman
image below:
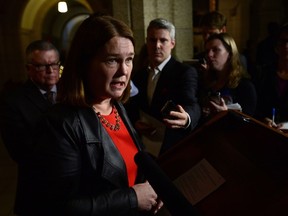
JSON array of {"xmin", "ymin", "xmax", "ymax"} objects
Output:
[{"xmin": 199, "ymin": 33, "xmax": 257, "ymax": 121}]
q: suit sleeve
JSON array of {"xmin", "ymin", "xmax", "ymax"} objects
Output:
[
  {"xmin": 0, "ymin": 92, "xmax": 35, "ymax": 163},
  {"xmin": 179, "ymin": 65, "xmax": 201, "ymax": 130}
]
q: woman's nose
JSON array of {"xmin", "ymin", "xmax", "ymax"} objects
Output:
[
  {"xmin": 118, "ymin": 62, "xmax": 129, "ymax": 75},
  {"xmin": 205, "ymin": 50, "xmax": 211, "ymax": 58}
]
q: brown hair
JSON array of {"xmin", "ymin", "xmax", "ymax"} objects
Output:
[
  {"xmin": 57, "ymin": 14, "xmax": 134, "ymax": 107},
  {"xmin": 200, "ymin": 11, "xmax": 227, "ymax": 30},
  {"xmin": 205, "ymin": 33, "xmax": 249, "ymax": 88}
]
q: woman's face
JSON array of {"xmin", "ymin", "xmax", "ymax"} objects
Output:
[
  {"xmin": 87, "ymin": 36, "xmax": 134, "ymax": 101},
  {"xmin": 205, "ymin": 38, "xmax": 230, "ymax": 72}
]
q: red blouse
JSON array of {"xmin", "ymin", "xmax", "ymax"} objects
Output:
[{"xmin": 99, "ymin": 107, "xmax": 138, "ymax": 187}]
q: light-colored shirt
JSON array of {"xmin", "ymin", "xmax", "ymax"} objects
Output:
[{"xmin": 147, "ymin": 55, "xmax": 171, "ymax": 104}]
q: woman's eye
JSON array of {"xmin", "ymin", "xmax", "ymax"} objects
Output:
[
  {"xmin": 106, "ymin": 59, "xmax": 117, "ymax": 66},
  {"xmin": 212, "ymin": 48, "xmax": 220, "ymax": 53},
  {"xmin": 125, "ymin": 58, "xmax": 133, "ymax": 65}
]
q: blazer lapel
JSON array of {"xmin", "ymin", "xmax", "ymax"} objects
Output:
[
  {"xmin": 150, "ymin": 58, "xmax": 175, "ymax": 114},
  {"xmin": 77, "ymin": 108, "xmax": 128, "ymax": 187},
  {"xmin": 115, "ymin": 102, "xmax": 144, "ymax": 151},
  {"xmin": 24, "ymin": 80, "xmax": 52, "ymax": 112}
]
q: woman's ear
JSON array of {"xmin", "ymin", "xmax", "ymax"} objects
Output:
[{"xmin": 227, "ymin": 53, "xmax": 231, "ymax": 60}]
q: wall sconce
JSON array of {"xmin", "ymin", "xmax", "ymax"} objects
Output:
[{"xmin": 58, "ymin": 1, "xmax": 68, "ymax": 13}]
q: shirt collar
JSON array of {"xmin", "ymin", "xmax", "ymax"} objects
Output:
[
  {"xmin": 148, "ymin": 55, "xmax": 171, "ymax": 72},
  {"xmin": 157, "ymin": 55, "xmax": 171, "ymax": 71},
  {"xmin": 39, "ymin": 85, "xmax": 57, "ymax": 95}
]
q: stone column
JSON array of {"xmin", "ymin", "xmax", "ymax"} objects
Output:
[{"xmin": 113, "ymin": 0, "xmax": 194, "ymax": 61}]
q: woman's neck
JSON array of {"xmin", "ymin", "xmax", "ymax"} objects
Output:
[
  {"xmin": 212, "ymin": 79, "xmax": 227, "ymax": 91},
  {"xmin": 92, "ymin": 99, "xmax": 113, "ymax": 115},
  {"xmin": 210, "ymin": 70, "xmax": 228, "ymax": 91}
]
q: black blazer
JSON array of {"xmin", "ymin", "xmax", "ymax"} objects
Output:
[
  {"xmin": 0, "ymin": 79, "xmax": 53, "ymax": 215},
  {"xmin": 26, "ymin": 102, "xmax": 145, "ymax": 216},
  {"xmin": 0, "ymin": 79, "xmax": 52, "ymax": 162},
  {"xmin": 131, "ymin": 57, "xmax": 201, "ymax": 154}
]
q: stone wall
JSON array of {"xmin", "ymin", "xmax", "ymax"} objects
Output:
[{"xmin": 113, "ymin": 0, "xmax": 194, "ymax": 61}]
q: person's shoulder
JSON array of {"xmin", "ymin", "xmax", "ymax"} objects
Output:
[
  {"xmin": 45, "ymin": 104, "xmax": 81, "ymax": 125},
  {"xmin": 0, "ymin": 80, "xmax": 27, "ymax": 104},
  {"xmin": 255, "ymin": 62, "xmax": 276, "ymax": 78},
  {"xmin": 132, "ymin": 66, "xmax": 150, "ymax": 90},
  {"xmin": 238, "ymin": 77, "xmax": 255, "ymax": 89},
  {"xmin": 169, "ymin": 57, "xmax": 196, "ymax": 70},
  {"xmin": 36, "ymin": 104, "xmax": 86, "ymax": 139}
]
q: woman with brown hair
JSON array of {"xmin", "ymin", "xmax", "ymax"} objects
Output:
[
  {"xmin": 27, "ymin": 14, "xmax": 163, "ymax": 216},
  {"xmin": 199, "ymin": 33, "xmax": 257, "ymax": 122}
]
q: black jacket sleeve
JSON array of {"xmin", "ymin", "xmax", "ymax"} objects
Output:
[{"xmin": 28, "ymin": 105, "xmax": 139, "ymax": 216}]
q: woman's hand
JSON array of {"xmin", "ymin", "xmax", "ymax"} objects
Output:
[
  {"xmin": 210, "ymin": 98, "xmax": 228, "ymax": 112},
  {"xmin": 263, "ymin": 118, "xmax": 288, "ymax": 133},
  {"xmin": 264, "ymin": 117, "xmax": 277, "ymax": 128},
  {"xmin": 132, "ymin": 181, "xmax": 163, "ymax": 214}
]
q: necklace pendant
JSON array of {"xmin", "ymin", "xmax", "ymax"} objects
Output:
[
  {"xmin": 114, "ymin": 124, "xmax": 120, "ymax": 131},
  {"xmin": 94, "ymin": 106, "xmax": 121, "ymax": 131}
]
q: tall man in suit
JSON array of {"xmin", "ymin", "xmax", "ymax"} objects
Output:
[
  {"xmin": 131, "ymin": 18, "xmax": 201, "ymax": 156},
  {"xmin": 0, "ymin": 40, "xmax": 60, "ymax": 215}
]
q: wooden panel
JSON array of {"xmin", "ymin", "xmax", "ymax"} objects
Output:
[{"xmin": 157, "ymin": 110, "xmax": 288, "ymax": 216}]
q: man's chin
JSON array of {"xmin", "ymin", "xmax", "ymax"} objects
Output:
[{"xmin": 153, "ymin": 57, "xmax": 163, "ymax": 64}]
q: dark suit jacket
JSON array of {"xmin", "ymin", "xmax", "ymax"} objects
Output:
[
  {"xmin": 131, "ymin": 57, "xmax": 201, "ymax": 154},
  {"xmin": 0, "ymin": 79, "xmax": 53, "ymax": 214},
  {"xmin": 0, "ymin": 79, "xmax": 53, "ymax": 162},
  {"xmin": 26, "ymin": 102, "xmax": 145, "ymax": 216}
]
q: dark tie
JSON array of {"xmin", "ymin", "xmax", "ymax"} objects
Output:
[
  {"xmin": 45, "ymin": 91, "xmax": 55, "ymax": 104},
  {"xmin": 147, "ymin": 67, "xmax": 160, "ymax": 105}
]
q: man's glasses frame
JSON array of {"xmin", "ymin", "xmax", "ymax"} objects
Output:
[{"xmin": 27, "ymin": 62, "xmax": 61, "ymax": 72}]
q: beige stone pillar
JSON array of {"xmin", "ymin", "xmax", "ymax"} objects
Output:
[{"xmin": 112, "ymin": 0, "xmax": 194, "ymax": 61}]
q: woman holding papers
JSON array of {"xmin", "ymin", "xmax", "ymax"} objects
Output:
[{"xmin": 198, "ymin": 33, "xmax": 257, "ymax": 122}]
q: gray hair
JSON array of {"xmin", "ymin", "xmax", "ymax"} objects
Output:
[
  {"xmin": 26, "ymin": 40, "xmax": 59, "ymax": 63},
  {"xmin": 147, "ymin": 18, "xmax": 175, "ymax": 40}
]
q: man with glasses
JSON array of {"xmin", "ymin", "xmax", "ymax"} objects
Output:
[{"xmin": 0, "ymin": 40, "xmax": 60, "ymax": 215}]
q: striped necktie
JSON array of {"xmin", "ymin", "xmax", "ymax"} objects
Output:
[
  {"xmin": 45, "ymin": 91, "xmax": 55, "ymax": 104},
  {"xmin": 147, "ymin": 67, "xmax": 160, "ymax": 105}
]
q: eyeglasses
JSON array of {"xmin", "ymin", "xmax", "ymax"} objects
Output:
[{"xmin": 28, "ymin": 62, "xmax": 61, "ymax": 72}]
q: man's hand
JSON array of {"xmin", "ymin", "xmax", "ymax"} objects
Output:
[{"xmin": 162, "ymin": 105, "xmax": 189, "ymax": 129}]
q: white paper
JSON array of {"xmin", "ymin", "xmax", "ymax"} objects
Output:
[
  {"xmin": 227, "ymin": 103, "xmax": 242, "ymax": 111},
  {"xmin": 174, "ymin": 158, "xmax": 226, "ymax": 205},
  {"xmin": 279, "ymin": 122, "xmax": 288, "ymax": 130}
]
